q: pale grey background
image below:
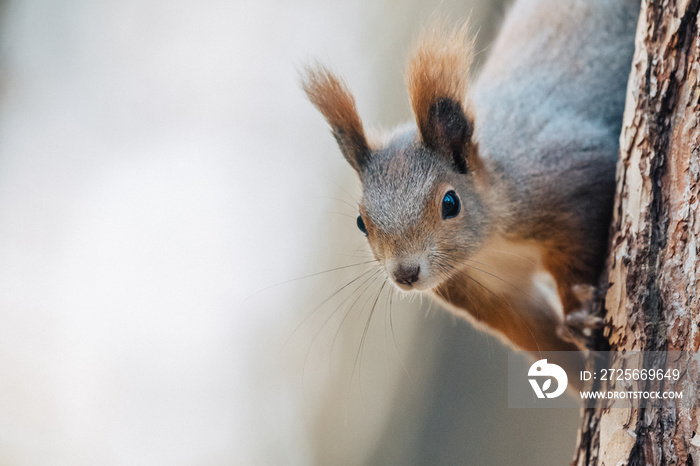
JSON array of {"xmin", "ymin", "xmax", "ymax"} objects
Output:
[{"xmin": 0, "ymin": 0, "xmax": 580, "ymax": 464}]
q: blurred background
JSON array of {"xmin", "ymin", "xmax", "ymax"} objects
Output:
[{"xmin": 0, "ymin": 0, "xmax": 581, "ymax": 464}]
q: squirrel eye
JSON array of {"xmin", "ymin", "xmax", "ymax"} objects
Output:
[
  {"xmin": 357, "ymin": 215, "xmax": 368, "ymax": 236},
  {"xmin": 441, "ymin": 190, "xmax": 460, "ymax": 219}
]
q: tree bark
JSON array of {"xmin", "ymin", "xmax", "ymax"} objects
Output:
[{"xmin": 574, "ymin": 0, "xmax": 700, "ymax": 464}]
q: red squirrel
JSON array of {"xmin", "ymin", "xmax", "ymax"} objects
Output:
[{"xmin": 302, "ymin": 0, "xmax": 639, "ymax": 359}]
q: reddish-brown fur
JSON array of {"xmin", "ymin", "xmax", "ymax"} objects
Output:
[
  {"xmin": 406, "ymin": 21, "xmax": 474, "ymax": 143},
  {"xmin": 301, "ymin": 66, "xmax": 370, "ymax": 172}
]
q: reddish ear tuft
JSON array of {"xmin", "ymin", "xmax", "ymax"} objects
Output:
[
  {"xmin": 407, "ymin": 20, "xmax": 476, "ymax": 170},
  {"xmin": 301, "ymin": 65, "xmax": 370, "ymax": 173}
]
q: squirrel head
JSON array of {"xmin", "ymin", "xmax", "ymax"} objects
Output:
[{"xmin": 302, "ymin": 21, "xmax": 490, "ymax": 291}]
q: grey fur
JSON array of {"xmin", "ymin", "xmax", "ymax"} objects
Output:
[
  {"xmin": 473, "ymin": 0, "xmax": 639, "ymax": 234},
  {"xmin": 361, "ymin": 137, "xmax": 438, "ymax": 235}
]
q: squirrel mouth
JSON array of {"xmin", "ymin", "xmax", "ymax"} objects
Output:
[
  {"xmin": 393, "ymin": 281, "xmax": 416, "ymax": 291},
  {"xmin": 391, "ymin": 275, "xmax": 434, "ymax": 292}
]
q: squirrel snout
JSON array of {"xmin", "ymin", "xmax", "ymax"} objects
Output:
[{"xmin": 393, "ymin": 265, "xmax": 421, "ymax": 287}]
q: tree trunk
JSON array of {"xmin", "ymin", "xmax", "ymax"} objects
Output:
[{"xmin": 573, "ymin": 0, "xmax": 700, "ymax": 464}]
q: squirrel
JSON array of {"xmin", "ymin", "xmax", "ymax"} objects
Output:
[{"xmin": 301, "ymin": 0, "xmax": 639, "ymax": 365}]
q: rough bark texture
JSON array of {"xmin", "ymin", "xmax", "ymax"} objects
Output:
[{"xmin": 574, "ymin": 0, "xmax": 700, "ymax": 464}]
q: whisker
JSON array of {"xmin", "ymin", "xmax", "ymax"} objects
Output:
[
  {"xmin": 317, "ymin": 173, "xmax": 361, "ymax": 206},
  {"xmin": 282, "ymin": 266, "xmax": 377, "ymax": 351},
  {"xmin": 347, "ymin": 246, "xmax": 377, "ymax": 261},
  {"xmin": 457, "ymin": 271, "xmax": 542, "ymax": 351},
  {"xmin": 479, "ymin": 248, "xmax": 537, "ymax": 265},
  {"xmin": 337, "ymin": 251, "xmax": 376, "ymax": 259},
  {"xmin": 462, "ymin": 256, "xmax": 534, "ymax": 285},
  {"xmin": 300, "ymin": 267, "xmax": 382, "ymax": 398},
  {"xmin": 326, "ymin": 211, "xmax": 358, "ymax": 220},
  {"xmin": 330, "ymin": 269, "xmax": 384, "ymax": 365},
  {"xmin": 353, "ymin": 275, "xmax": 386, "ymax": 324},
  {"xmin": 462, "ymin": 260, "xmax": 545, "ymax": 307},
  {"xmin": 309, "ymin": 267, "xmax": 383, "ymax": 372},
  {"xmin": 352, "ymin": 279, "xmax": 388, "ymax": 406},
  {"xmin": 316, "ymin": 196, "xmax": 359, "ymax": 212},
  {"xmin": 433, "ymin": 256, "xmax": 542, "ymax": 352},
  {"xmin": 342, "ymin": 273, "xmax": 385, "ymax": 418},
  {"xmin": 249, "ymin": 259, "xmax": 379, "ymax": 302},
  {"xmin": 434, "ymin": 251, "xmax": 548, "ymax": 310},
  {"xmin": 382, "ymin": 284, "xmax": 391, "ymax": 370},
  {"xmin": 387, "ymin": 286, "xmax": 409, "ymax": 376}
]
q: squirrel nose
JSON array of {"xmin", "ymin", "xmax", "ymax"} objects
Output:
[{"xmin": 394, "ymin": 265, "xmax": 420, "ymax": 286}]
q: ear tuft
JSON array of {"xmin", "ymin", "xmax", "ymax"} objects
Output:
[
  {"xmin": 300, "ymin": 65, "xmax": 370, "ymax": 173},
  {"xmin": 407, "ymin": 20, "xmax": 475, "ymax": 172}
]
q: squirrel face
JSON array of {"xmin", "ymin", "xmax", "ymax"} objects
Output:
[
  {"xmin": 357, "ymin": 133, "xmax": 488, "ymax": 291},
  {"xmin": 302, "ymin": 22, "xmax": 486, "ymax": 291}
]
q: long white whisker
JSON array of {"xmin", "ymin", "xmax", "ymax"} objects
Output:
[
  {"xmin": 330, "ymin": 268, "xmax": 384, "ymax": 364},
  {"xmin": 352, "ymin": 280, "xmax": 388, "ymax": 410}
]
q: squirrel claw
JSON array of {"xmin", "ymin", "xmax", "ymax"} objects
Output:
[
  {"xmin": 565, "ymin": 310, "xmax": 604, "ymax": 335},
  {"xmin": 557, "ymin": 284, "xmax": 606, "ymax": 350},
  {"xmin": 572, "ymin": 284, "xmax": 595, "ymax": 303}
]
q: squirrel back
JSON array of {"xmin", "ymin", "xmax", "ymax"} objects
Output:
[{"xmin": 470, "ymin": 0, "xmax": 639, "ymax": 311}]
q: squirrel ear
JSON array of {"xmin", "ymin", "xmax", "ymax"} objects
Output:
[
  {"xmin": 301, "ymin": 65, "xmax": 371, "ymax": 173},
  {"xmin": 407, "ymin": 21, "xmax": 475, "ymax": 174}
]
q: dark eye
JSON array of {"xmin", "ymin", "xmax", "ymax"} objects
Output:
[
  {"xmin": 441, "ymin": 190, "xmax": 460, "ymax": 219},
  {"xmin": 357, "ymin": 215, "xmax": 368, "ymax": 236}
]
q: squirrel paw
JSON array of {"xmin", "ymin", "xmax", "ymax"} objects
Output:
[
  {"xmin": 571, "ymin": 283, "xmax": 596, "ymax": 304},
  {"xmin": 557, "ymin": 284, "xmax": 606, "ymax": 350}
]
